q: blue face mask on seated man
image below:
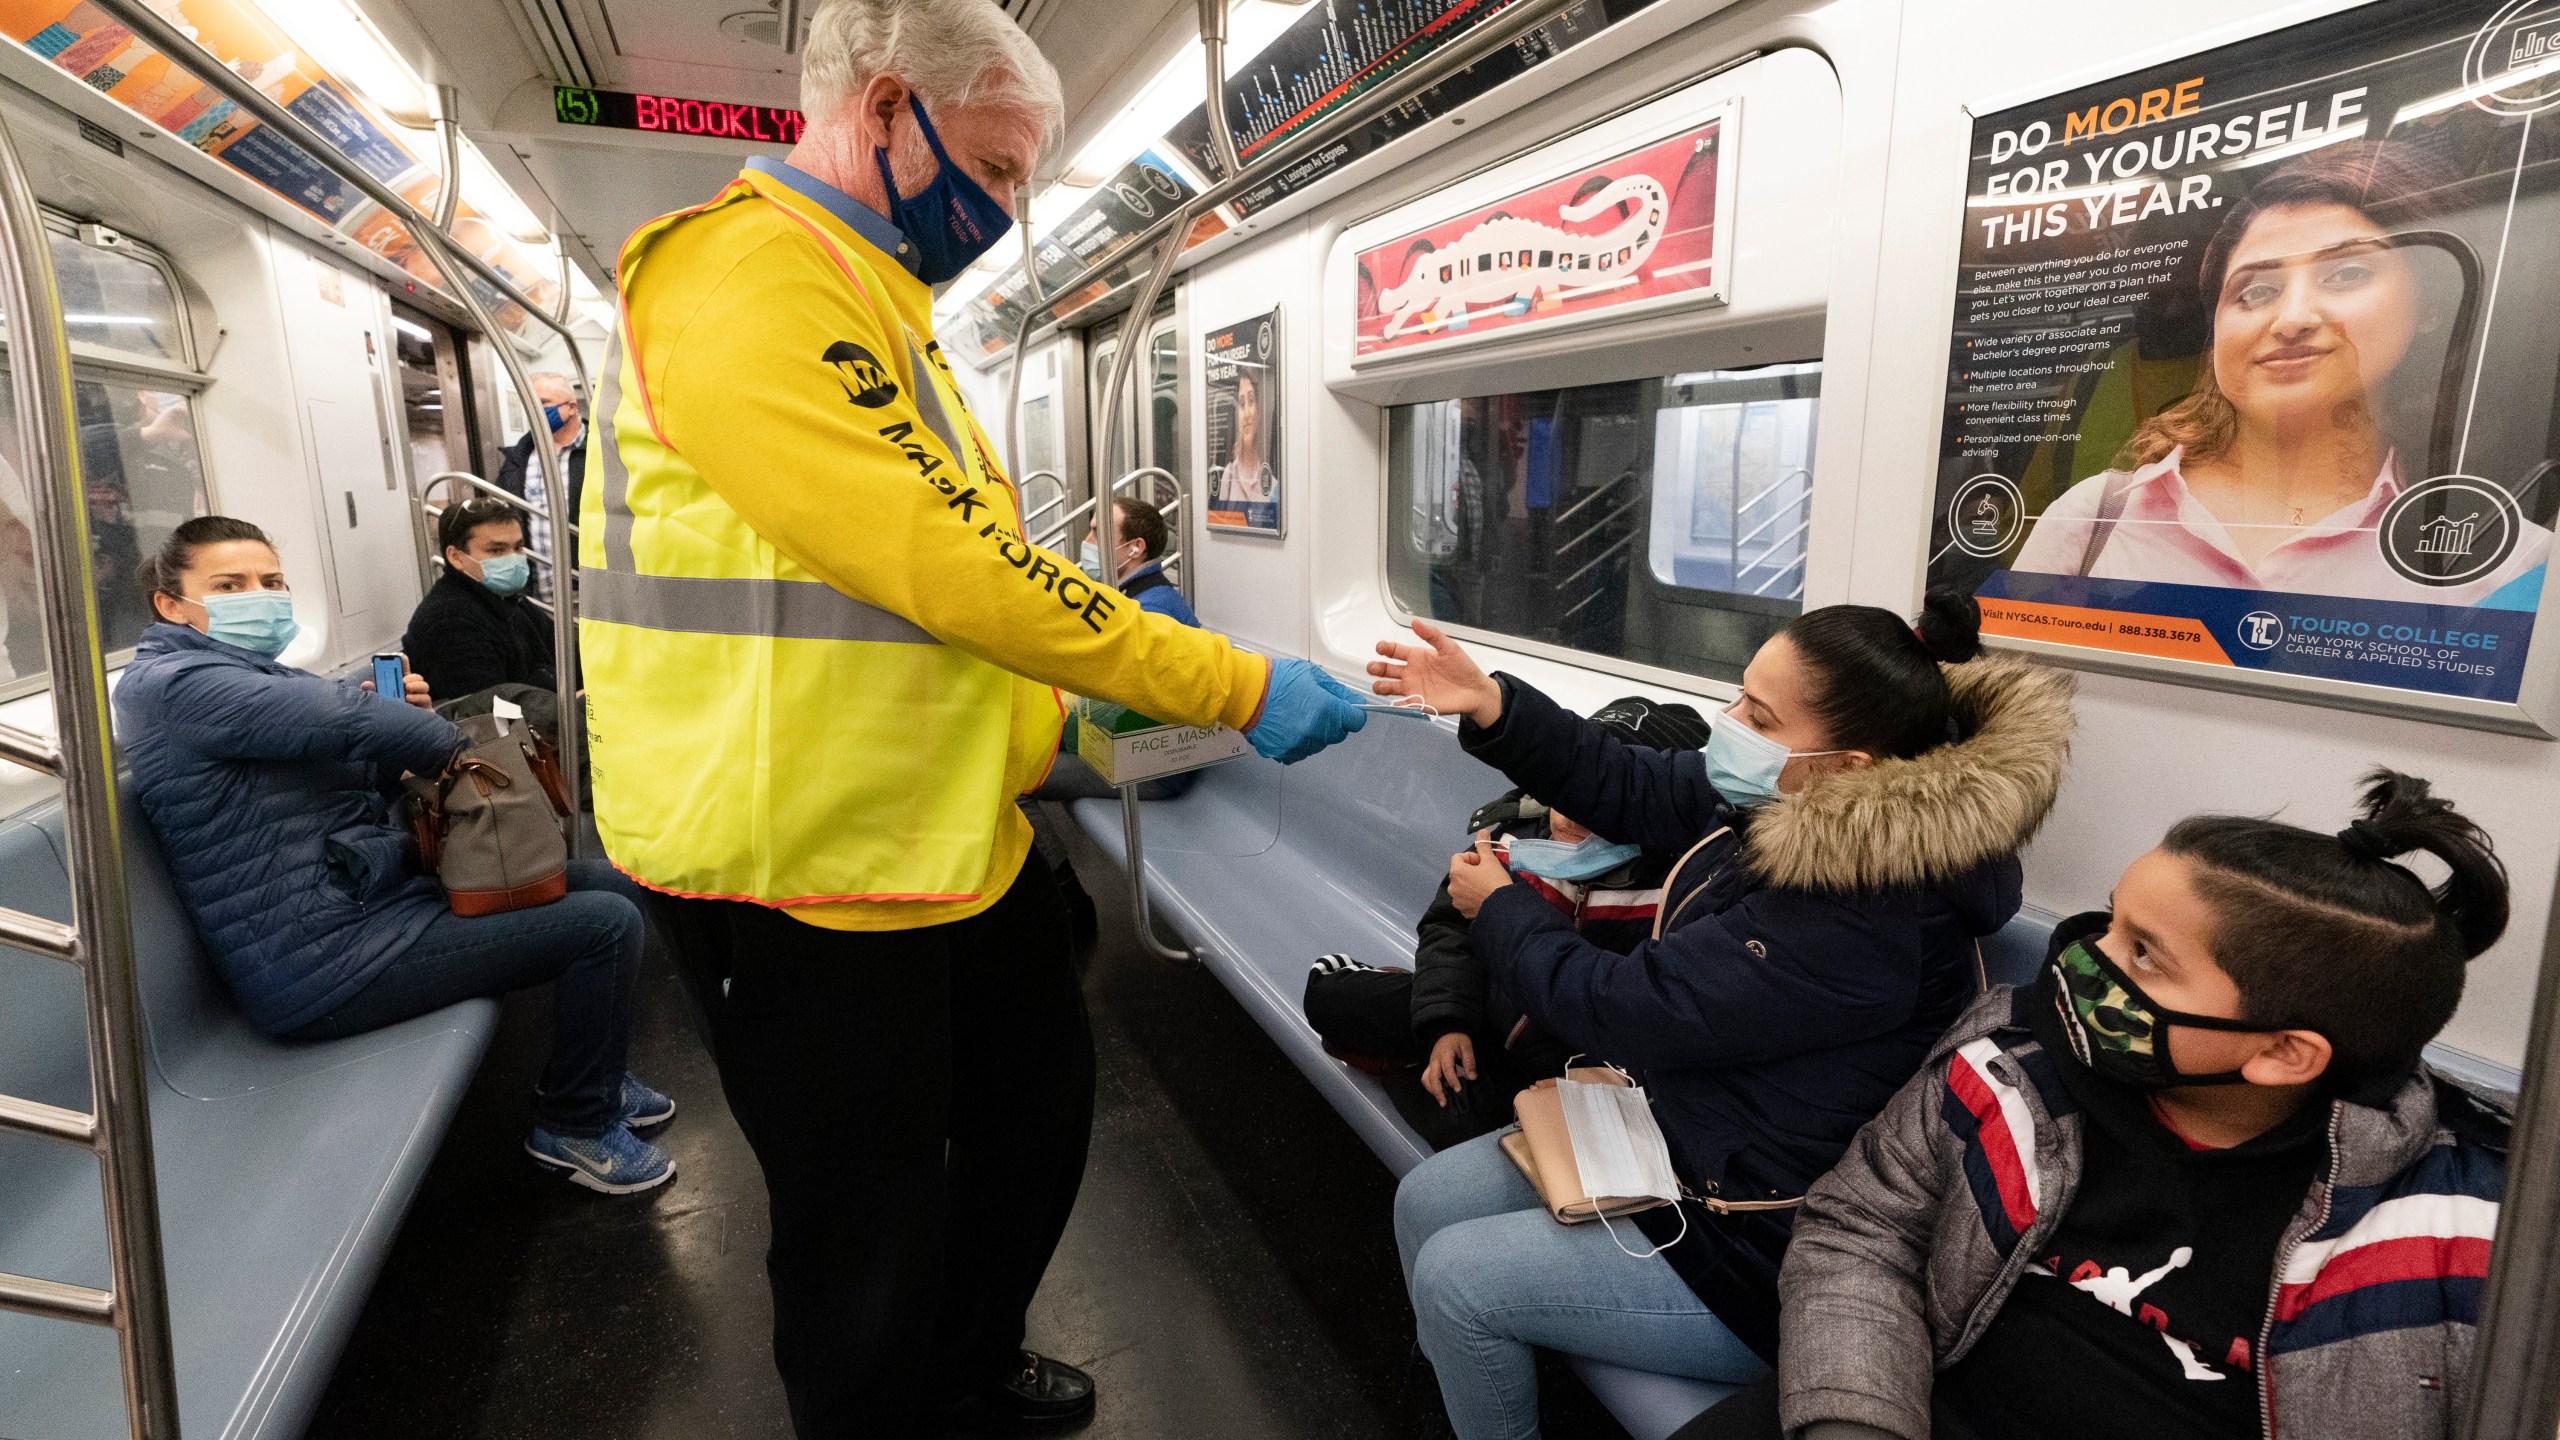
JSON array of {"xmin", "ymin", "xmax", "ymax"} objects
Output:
[
  {"xmin": 190, "ymin": 590, "xmax": 300, "ymax": 660},
  {"xmin": 1702, "ymin": 706, "xmax": 1845, "ymax": 805},
  {"xmin": 874, "ymin": 96, "xmax": 1012, "ymax": 284},
  {"xmin": 476, "ymin": 552, "xmax": 531, "ymax": 597},
  {"xmin": 1077, "ymin": 540, "xmax": 1105, "ymax": 584},
  {"xmin": 1506, "ymin": 834, "xmax": 1645, "ymax": 882}
]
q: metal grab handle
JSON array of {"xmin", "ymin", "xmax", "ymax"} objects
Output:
[
  {"xmin": 0, "ymin": 85, "xmax": 179, "ymax": 1439},
  {"xmin": 421, "ymin": 469, "xmax": 580, "ymax": 538},
  {"xmin": 1121, "ymin": 784, "xmax": 1195, "ymax": 967}
]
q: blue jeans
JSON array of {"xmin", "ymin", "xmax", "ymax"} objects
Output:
[
  {"xmin": 290, "ymin": 859, "xmax": 648, "ymax": 1137},
  {"xmin": 1396, "ymin": 1132, "xmax": 1769, "ymax": 1440}
]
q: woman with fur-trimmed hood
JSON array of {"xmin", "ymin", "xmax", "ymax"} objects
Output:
[{"xmin": 1369, "ymin": 592, "xmax": 2075, "ymax": 1440}]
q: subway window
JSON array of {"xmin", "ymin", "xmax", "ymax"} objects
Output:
[
  {"xmin": 1384, "ymin": 361, "xmax": 1819, "ymax": 684},
  {"xmin": 0, "ymin": 217, "xmax": 211, "ymax": 691}
]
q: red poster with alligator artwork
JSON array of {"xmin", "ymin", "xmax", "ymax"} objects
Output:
[{"xmin": 1351, "ymin": 107, "xmax": 1733, "ymax": 362}]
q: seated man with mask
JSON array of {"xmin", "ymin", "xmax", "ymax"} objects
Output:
[{"xmin": 403, "ymin": 497, "xmax": 557, "ymax": 704}]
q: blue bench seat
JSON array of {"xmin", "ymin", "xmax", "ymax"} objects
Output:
[
  {"xmin": 0, "ymin": 788, "xmax": 496, "ymax": 1440},
  {"xmin": 1070, "ymin": 710, "xmax": 2058, "ymax": 1440}
]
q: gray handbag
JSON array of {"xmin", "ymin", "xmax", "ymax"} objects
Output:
[{"xmin": 406, "ymin": 712, "xmax": 571, "ymax": 916}]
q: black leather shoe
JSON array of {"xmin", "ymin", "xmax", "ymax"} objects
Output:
[{"xmin": 990, "ymin": 1351, "xmax": 1095, "ymax": 1425}]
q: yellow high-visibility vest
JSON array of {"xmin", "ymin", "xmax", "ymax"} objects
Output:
[{"xmin": 579, "ymin": 168, "xmax": 1268, "ymax": 930}]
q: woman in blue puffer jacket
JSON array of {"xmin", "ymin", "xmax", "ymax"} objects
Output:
[
  {"xmin": 113, "ymin": 516, "xmax": 675, "ymax": 1195},
  {"xmin": 1369, "ymin": 593, "xmax": 2075, "ymax": 1440}
]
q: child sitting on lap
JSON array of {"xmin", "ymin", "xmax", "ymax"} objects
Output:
[
  {"xmin": 1301, "ymin": 696, "xmax": 1707, "ymax": 1150},
  {"xmin": 1681, "ymin": 768, "xmax": 2510, "ymax": 1440}
]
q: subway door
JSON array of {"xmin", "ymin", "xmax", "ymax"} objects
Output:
[{"xmin": 275, "ymin": 240, "xmax": 420, "ymax": 663}]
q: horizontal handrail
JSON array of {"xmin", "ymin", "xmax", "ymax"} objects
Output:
[
  {"xmin": 1738, "ymin": 467, "xmax": 1810, "ymax": 517},
  {"xmin": 1746, "ymin": 528, "xmax": 1812, "ymax": 597},
  {"xmin": 1556, "ymin": 497, "xmax": 1643, "ymax": 553},
  {"xmin": 0, "ymin": 1090, "xmax": 95, "ymax": 1146},
  {"xmin": 0, "ymin": 902, "xmax": 78, "ymax": 961},
  {"xmin": 1558, "ymin": 529, "xmax": 1640, "ymax": 590},
  {"xmin": 421, "ymin": 470, "xmax": 580, "ymax": 538},
  {"xmin": 0, "ymin": 1270, "xmax": 114, "ymax": 1326},
  {"xmin": 0, "ymin": 718, "xmax": 59, "ymax": 774},
  {"xmin": 1554, "ymin": 470, "xmax": 1636, "ymax": 527},
  {"xmin": 1735, "ymin": 502, "xmax": 1806, "ymax": 551}
]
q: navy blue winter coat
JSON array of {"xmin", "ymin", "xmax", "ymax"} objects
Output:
[
  {"xmin": 1459, "ymin": 657, "xmax": 2073, "ymax": 1352},
  {"xmin": 115, "ymin": 623, "xmax": 462, "ymax": 1035}
]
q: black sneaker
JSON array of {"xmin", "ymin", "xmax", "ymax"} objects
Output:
[{"xmin": 989, "ymin": 1351, "xmax": 1095, "ymax": 1425}]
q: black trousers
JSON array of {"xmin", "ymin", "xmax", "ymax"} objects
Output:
[{"xmin": 649, "ymin": 856, "xmax": 1094, "ymax": 1438}]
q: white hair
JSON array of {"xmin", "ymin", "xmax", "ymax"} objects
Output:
[{"xmin": 801, "ymin": 0, "xmax": 1063, "ymax": 143}]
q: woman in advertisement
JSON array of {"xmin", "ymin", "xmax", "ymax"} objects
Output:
[
  {"xmin": 2010, "ymin": 141, "xmax": 2550, "ymax": 607},
  {"xmin": 1215, "ymin": 366, "xmax": 1275, "ymax": 506}
]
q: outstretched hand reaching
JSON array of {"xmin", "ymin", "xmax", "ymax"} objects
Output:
[{"xmin": 1368, "ymin": 620, "xmax": 1503, "ymax": 728}]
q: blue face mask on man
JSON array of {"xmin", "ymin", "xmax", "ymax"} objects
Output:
[
  {"xmin": 874, "ymin": 95, "xmax": 1013, "ymax": 284},
  {"xmin": 189, "ymin": 590, "xmax": 300, "ymax": 660},
  {"xmin": 475, "ymin": 552, "xmax": 531, "ymax": 597},
  {"xmin": 1077, "ymin": 540, "xmax": 1106, "ymax": 583}
]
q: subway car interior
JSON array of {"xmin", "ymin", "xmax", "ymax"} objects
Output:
[{"xmin": 8, "ymin": 0, "xmax": 2560, "ymax": 1437}]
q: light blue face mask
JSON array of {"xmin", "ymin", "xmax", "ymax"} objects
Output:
[
  {"xmin": 190, "ymin": 590, "xmax": 300, "ymax": 660},
  {"xmin": 1077, "ymin": 541, "xmax": 1106, "ymax": 583},
  {"xmin": 1703, "ymin": 707, "xmax": 1844, "ymax": 806},
  {"xmin": 1507, "ymin": 834, "xmax": 1645, "ymax": 882},
  {"xmin": 475, "ymin": 552, "xmax": 530, "ymax": 597}
]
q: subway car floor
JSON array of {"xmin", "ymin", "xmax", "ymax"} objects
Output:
[{"xmin": 307, "ymin": 818, "xmax": 1632, "ymax": 1440}]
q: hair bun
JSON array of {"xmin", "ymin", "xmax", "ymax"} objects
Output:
[
  {"xmin": 2356, "ymin": 767, "xmax": 2510, "ymax": 960},
  {"xmin": 1914, "ymin": 589, "xmax": 1984, "ymax": 665}
]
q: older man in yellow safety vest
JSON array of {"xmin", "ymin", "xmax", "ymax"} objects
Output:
[{"xmin": 578, "ymin": 0, "xmax": 1369, "ymax": 1432}]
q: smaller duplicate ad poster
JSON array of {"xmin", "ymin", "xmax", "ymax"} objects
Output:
[
  {"xmin": 1933, "ymin": 0, "xmax": 2560, "ymax": 708},
  {"xmin": 1205, "ymin": 309, "xmax": 1283, "ymax": 536},
  {"xmin": 1350, "ymin": 105, "xmax": 1733, "ymax": 363}
]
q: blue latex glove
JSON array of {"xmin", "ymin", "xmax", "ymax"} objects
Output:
[{"xmin": 1246, "ymin": 658, "xmax": 1370, "ymax": 764}]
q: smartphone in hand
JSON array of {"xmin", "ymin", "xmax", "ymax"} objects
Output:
[{"xmin": 370, "ymin": 652, "xmax": 406, "ymax": 701}]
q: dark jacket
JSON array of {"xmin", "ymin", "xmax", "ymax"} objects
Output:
[
  {"xmin": 1460, "ymin": 654, "xmax": 2074, "ymax": 1349},
  {"xmin": 115, "ymin": 623, "xmax": 462, "ymax": 1035},
  {"xmin": 1779, "ymin": 985, "xmax": 2508, "ymax": 1440},
  {"xmin": 1411, "ymin": 789, "xmax": 1674, "ymax": 1052},
  {"xmin": 495, "ymin": 429, "xmax": 587, "ymax": 521},
  {"xmin": 402, "ymin": 567, "xmax": 557, "ymax": 701}
]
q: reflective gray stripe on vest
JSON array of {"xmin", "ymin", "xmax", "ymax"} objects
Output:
[
  {"xmin": 905, "ymin": 336, "xmax": 969, "ymax": 468},
  {"xmin": 581, "ymin": 568, "xmax": 938, "ymax": 644},
  {"xmin": 597, "ymin": 332, "xmax": 638, "ymax": 572}
]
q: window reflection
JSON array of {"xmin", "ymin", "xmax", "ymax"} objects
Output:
[
  {"xmin": 0, "ymin": 377, "xmax": 211, "ymax": 682},
  {"xmin": 46, "ymin": 230, "xmax": 185, "ymax": 361},
  {"xmin": 1385, "ymin": 362, "xmax": 1820, "ymax": 683}
]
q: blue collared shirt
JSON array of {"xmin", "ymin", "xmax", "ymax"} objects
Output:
[{"xmin": 745, "ymin": 156, "xmax": 919, "ymax": 277}]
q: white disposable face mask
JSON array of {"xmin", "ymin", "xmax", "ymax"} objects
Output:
[{"xmin": 1556, "ymin": 1073, "xmax": 1688, "ymax": 1258}]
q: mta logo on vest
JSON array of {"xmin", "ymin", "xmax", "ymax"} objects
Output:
[{"xmin": 824, "ymin": 341, "xmax": 898, "ymax": 408}]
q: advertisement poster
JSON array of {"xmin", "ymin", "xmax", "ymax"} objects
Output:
[
  {"xmin": 1931, "ymin": 0, "xmax": 2560, "ymax": 710},
  {"xmin": 953, "ymin": 0, "xmax": 1649, "ymax": 360},
  {"xmin": 0, "ymin": 0, "xmax": 560, "ymax": 339},
  {"xmin": 957, "ymin": 146, "xmax": 1227, "ymax": 361},
  {"xmin": 1205, "ymin": 308, "xmax": 1283, "ymax": 535},
  {"xmin": 1350, "ymin": 108, "xmax": 1728, "ymax": 362}
]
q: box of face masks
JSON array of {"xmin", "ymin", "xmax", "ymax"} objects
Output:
[{"xmin": 1071, "ymin": 695, "xmax": 1251, "ymax": 785}]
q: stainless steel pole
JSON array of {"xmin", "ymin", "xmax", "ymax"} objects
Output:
[
  {"xmin": 1197, "ymin": 0, "xmax": 1244, "ymax": 181},
  {"xmin": 1002, "ymin": 197, "xmax": 1044, "ymax": 478},
  {"xmin": 414, "ymin": 226, "xmax": 586, "ymax": 855},
  {"xmin": 431, "ymin": 85, "xmax": 460, "ymax": 230},
  {"xmin": 2462, "ymin": 875, "xmax": 2560, "ymax": 1440},
  {"xmin": 0, "ymin": 90, "xmax": 179, "ymax": 1440}
]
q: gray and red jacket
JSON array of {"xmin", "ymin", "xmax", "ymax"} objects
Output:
[{"xmin": 1777, "ymin": 984, "xmax": 2508, "ymax": 1440}]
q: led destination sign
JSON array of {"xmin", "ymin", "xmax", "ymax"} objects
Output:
[{"xmin": 554, "ymin": 86, "xmax": 806, "ymax": 143}]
